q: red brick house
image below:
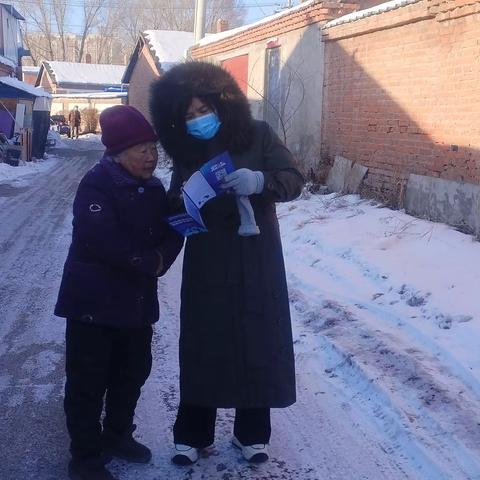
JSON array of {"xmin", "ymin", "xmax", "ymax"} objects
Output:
[
  {"xmin": 21, "ymin": 66, "xmax": 40, "ymax": 86},
  {"xmin": 191, "ymin": 0, "xmax": 480, "ymax": 233},
  {"xmin": 190, "ymin": 0, "xmax": 356, "ymax": 173}
]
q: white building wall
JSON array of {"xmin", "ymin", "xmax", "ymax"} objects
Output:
[{"xmin": 201, "ymin": 24, "xmax": 325, "ymax": 173}]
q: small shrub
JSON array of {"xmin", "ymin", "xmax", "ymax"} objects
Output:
[{"xmin": 82, "ymin": 108, "xmax": 99, "ymax": 134}]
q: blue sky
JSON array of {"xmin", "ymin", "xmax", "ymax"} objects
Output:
[{"xmin": 244, "ymin": 1, "xmax": 295, "ymax": 23}]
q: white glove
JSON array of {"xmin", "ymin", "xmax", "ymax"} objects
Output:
[
  {"xmin": 222, "ymin": 168, "xmax": 264, "ymax": 196},
  {"xmin": 236, "ymin": 196, "xmax": 260, "ymax": 236}
]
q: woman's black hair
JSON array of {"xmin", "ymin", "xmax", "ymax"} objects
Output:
[{"xmin": 149, "ymin": 61, "xmax": 254, "ymax": 162}]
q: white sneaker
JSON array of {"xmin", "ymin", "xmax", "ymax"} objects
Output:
[
  {"xmin": 172, "ymin": 444, "xmax": 198, "ymax": 465},
  {"xmin": 232, "ymin": 436, "xmax": 269, "ymax": 463}
]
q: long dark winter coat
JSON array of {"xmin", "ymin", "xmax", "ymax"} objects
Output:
[
  {"xmin": 150, "ymin": 62, "xmax": 304, "ymax": 408},
  {"xmin": 55, "ymin": 156, "xmax": 183, "ymax": 328}
]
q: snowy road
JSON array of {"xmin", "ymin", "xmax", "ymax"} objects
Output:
[{"xmin": 0, "ymin": 144, "xmax": 479, "ymax": 479}]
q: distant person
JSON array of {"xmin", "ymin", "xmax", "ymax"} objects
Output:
[
  {"xmin": 150, "ymin": 62, "xmax": 304, "ymax": 465},
  {"xmin": 55, "ymin": 105, "xmax": 183, "ymax": 480},
  {"xmin": 69, "ymin": 105, "xmax": 81, "ymax": 139}
]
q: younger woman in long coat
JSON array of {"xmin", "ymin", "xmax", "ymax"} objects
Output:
[{"xmin": 150, "ymin": 62, "xmax": 304, "ymax": 464}]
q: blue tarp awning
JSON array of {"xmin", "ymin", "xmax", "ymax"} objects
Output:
[{"xmin": 0, "ymin": 84, "xmax": 35, "ymax": 99}]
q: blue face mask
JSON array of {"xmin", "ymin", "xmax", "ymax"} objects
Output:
[{"xmin": 186, "ymin": 112, "xmax": 221, "ymax": 140}]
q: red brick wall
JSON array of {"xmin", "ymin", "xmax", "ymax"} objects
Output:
[
  {"xmin": 38, "ymin": 70, "xmax": 55, "ymax": 93},
  {"xmin": 191, "ymin": 2, "xmax": 357, "ymax": 59},
  {"xmin": 22, "ymin": 71, "xmax": 38, "ymax": 86},
  {"xmin": 321, "ymin": 0, "xmax": 480, "ymax": 198},
  {"xmin": 127, "ymin": 45, "xmax": 160, "ymax": 123},
  {"xmin": 0, "ymin": 63, "xmax": 13, "ymax": 76},
  {"xmin": 221, "ymin": 54, "xmax": 249, "ymax": 95}
]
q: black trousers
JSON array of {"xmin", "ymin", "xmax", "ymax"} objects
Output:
[
  {"xmin": 64, "ymin": 319, "xmax": 152, "ymax": 460},
  {"xmin": 173, "ymin": 404, "xmax": 271, "ymax": 448}
]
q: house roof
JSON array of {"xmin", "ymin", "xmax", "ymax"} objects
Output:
[
  {"xmin": 52, "ymin": 91, "xmax": 128, "ymax": 99},
  {"xmin": 37, "ymin": 61, "xmax": 125, "ymax": 88},
  {"xmin": 143, "ymin": 30, "xmax": 193, "ymax": 67},
  {"xmin": 122, "ymin": 30, "xmax": 193, "ymax": 83},
  {"xmin": 0, "ymin": 76, "xmax": 50, "ymax": 98},
  {"xmin": 21, "ymin": 66, "xmax": 40, "ymax": 74},
  {"xmin": 0, "ymin": 3, "xmax": 25, "ymax": 20},
  {"xmin": 0, "ymin": 55, "xmax": 16, "ymax": 69}
]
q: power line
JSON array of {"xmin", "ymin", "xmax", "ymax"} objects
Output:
[{"xmin": 14, "ymin": 0, "xmax": 280, "ymax": 10}]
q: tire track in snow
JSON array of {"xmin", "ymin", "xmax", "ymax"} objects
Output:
[{"xmin": 288, "ymin": 284, "xmax": 480, "ymax": 479}]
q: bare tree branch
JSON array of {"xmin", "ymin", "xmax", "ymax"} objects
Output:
[{"xmin": 77, "ymin": 0, "xmax": 105, "ymax": 62}]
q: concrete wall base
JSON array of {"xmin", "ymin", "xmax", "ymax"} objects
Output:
[
  {"xmin": 405, "ymin": 174, "xmax": 480, "ymax": 235},
  {"xmin": 326, "ymin": 155, "xmax": 368, "ymax": 194}
]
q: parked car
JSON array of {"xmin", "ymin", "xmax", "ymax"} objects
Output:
[
  {"xmin": 50, "ymin": 114, "xmax": 71, "ymax": 136},
  {"xmin": 46, "ymin": 130, "xmax": 57, "ymax": 147},
  {"xmin": 0, "ymin": 132, "xmax": 22, "ymax": 166}
]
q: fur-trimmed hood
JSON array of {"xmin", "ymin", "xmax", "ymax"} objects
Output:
[{"xmin": 149, "ymin": 61, "xmax": 253, "ymax": 162}]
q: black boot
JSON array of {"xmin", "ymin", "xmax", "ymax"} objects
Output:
[
  {"xmin": 68, "ymin": 457, "xmax": 117, "ymax": 480},
  {"xmin": 102, "ymin": 424, "xmax": 152, "ymax": 463}
]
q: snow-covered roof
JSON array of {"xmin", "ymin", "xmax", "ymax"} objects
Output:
[
  {"xmin": 0, "ymin": 76, "xmax": 50, "ymax": 97},
  {"xmin": 52, "ymin": 91, "xmax": 128, "ymax": 99},
  {"xmin": 22, "ymin": 66, "xmax": 40, "ymax": 74},
  {"xmin": 0, "ymin": 55, "xmax": 16, "ymax": 69},
  {"xmin": 43, "ymin": 61, "xmax": 126, "ymax": 86},
  {"xmin": 123, "ymin": 30, "xmax": 194, "ymax": 83},
  {"xmin": 0, "ymin": 3, "xmax": 25, "ymax": 20},
  {"xmin": 143, "ymin": 30, "xmax": 194, "ymax": 65},
  {"xmin": 196, "ymin": 0, "xmax": 315, "ymax": 48},
  {"xmin": 324, "ymin": 0, "xmax": 420, "ymax": 28}
]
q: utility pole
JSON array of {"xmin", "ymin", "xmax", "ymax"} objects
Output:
[{"xmin": 194, "ymin": 0, "xmax": 207, "ymax": 43}]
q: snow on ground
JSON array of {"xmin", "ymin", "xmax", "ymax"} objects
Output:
[
  {"xmin": 51, "ymin": 133, "xmax": 105, "ymax": 151},
  {"xmin": 0, "ymin": 155, "xmax": 60, "ymax": 188},
  {"xmin": 0, "ymin": 135, "xmax": 103, "ymax": 190},
  {"xmin": 1, "ymin": 151, "xmax": 479, "ymax": 479},
  {"xmin": 279, "ymin": 192, "xmax": 480, "ymax": 479}
]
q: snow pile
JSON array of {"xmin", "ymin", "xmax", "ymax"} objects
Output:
[
  {"xmin": 62, "ymin": 134, "xmax": 105, "ymax": 151},
  {"xmin": 281, "ymin": 192, "xmax": 480, "ymax": 386},
  {"xmin": 144, "ymin": 30, "xmax": 194, "ymax": 68},
  {"xmin": 46, "ymin": 61, "xmax": 126, "ymax": 87},
  {"xmin": 0, "ymin": 155, "xmax": 60, "ymax": 187},
  {"xmin": 279, "ymin": 192, "xmax": 480, "ymax": 478}
]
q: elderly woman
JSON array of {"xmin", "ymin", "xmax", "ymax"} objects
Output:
[
  {"xmin": 150, "ymin": 62, "xmax": 304, "ymax": 465},
  {"xmin": 55, "ymin": 105, "xmax": 183, "ymax": 480}
]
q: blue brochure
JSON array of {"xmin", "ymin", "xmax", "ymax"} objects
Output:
[{"xmin": 166, "ymin": 151, "xmax": 235, "ymax": 237}]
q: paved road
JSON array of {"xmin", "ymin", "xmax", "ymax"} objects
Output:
[
  {"xmin": 0, "ymin": 147, "xmax": 416, "ymax": 480},
  {"xmin": 0, "ymin": 147, "xmax": 100, "ymax": 479}
]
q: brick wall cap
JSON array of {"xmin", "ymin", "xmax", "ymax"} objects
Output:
[
  {"xmin": 324, "ymin": 0, "xmax": 421, "ymax": 29},
  {"xmin": 194, "ymin": 0, "xmax": 317, "ymax": 49}
]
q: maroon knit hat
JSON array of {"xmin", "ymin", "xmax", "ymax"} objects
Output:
[{"xmin": 100, "ymin": 105, "xmax": 157, "ymax": 155}]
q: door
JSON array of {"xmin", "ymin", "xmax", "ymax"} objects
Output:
[{"xmin": 264, "ymin": 46, "xmax": 281, "ymax": 134}]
